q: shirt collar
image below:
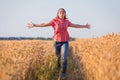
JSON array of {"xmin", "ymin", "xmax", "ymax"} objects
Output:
[{"xmin": 55, "ymin": 17, "xmax": 67, "ymax": 22}]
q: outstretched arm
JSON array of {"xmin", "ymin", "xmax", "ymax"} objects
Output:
[
  {"xmin": 70, "ymin": 23, "xmax": 90, "ymax": 29},
  {"xmin": 27, "ymin": 22, "xmax": 51, "ymax": 28}
]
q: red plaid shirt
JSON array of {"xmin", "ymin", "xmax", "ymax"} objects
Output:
[{"xmin": 50, "ymin": 17, "xmax": 71, "ymax": 42}]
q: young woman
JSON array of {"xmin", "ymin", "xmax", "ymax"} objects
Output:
[{"xmin": 27, "ymin": 8, "xmax": 90, "ymax": 80}]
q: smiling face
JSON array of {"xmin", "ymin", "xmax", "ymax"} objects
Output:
[{"xmin": 57, "ymin": 8, "xmax": 66, "ymax": 20}]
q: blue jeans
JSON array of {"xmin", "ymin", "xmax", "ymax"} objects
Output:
[{"xmin": 54, "ymin": 41, "xmax": 69, "ymax": 74}]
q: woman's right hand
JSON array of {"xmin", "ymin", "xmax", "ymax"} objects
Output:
[{"xmin": 27, "ymin": 22, "xmax": 34, "ymax": 28}]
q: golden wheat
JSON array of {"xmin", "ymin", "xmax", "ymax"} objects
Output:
[
  {"xmin": 0, "ymin": 33, "xmax": 120, "ymax": 80},
  {"xmin": 70, "ymin": 33, "xmax": 120, "ymax": 80},
  {"xmin": 0, "ymin": 40, "xmax": 54, "ymax": 80}
]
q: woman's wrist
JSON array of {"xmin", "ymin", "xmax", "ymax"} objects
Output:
[
  {"xmin": 33, "ymin": 23, "xmax": 36, "ymax": 27},
  {"xmin": 85, "ymin": 25, "xmax": 88, "ymax": 28}
]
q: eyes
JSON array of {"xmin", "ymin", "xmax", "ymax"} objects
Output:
[
  {"xmin": 58, "ymin": 10, "xmax": 66, "ymax": 15},
  {"xmin": 57, "ymin": 9, "xmax": 66, "ymax": 19}
]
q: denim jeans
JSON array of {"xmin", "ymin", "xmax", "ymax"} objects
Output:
[{"xmin": 54, "ymin": 41, "xmax": 69, "ymax": 74}]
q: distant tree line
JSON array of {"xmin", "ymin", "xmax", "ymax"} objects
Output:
[{"xmin": 0, "ymin": 37, "xmax": 75, "ymax": 41}]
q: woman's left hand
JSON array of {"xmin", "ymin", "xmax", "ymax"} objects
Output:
[{"xmin": 85, "ymin": 23, "xmax": 90, "ymax": 29}]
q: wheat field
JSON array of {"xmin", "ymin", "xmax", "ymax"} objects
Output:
[
  {"xmin": 0, "ymin": 33, "xmax": 120, "ymax": 80},
  {"xmin": 70, "ymin": 33, "xmax": 120, "ymax": 80},
  {"xmin": 0, "ymin": 40, "xmax": 55, "ymax": 80}
]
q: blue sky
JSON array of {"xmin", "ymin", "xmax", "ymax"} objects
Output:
[{"xmin": 0, "ymin": 0, "xmax": 120, "ymax": 38}]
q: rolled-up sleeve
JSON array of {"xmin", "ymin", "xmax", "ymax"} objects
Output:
[
  {"xmin": 67, "ymin": 20, "xmax": 72, "ymax": 27},
  {"xmin": 49, "ymin": 19, "xmax": 55, "ymax": 27}
]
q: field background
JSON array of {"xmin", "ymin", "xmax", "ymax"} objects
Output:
[{"xmin": 0, "ymin": 33, "xmax": 120, "ymax": 80}]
